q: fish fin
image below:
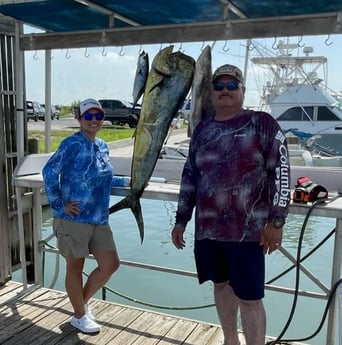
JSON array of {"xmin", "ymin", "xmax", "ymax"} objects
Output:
[
  {"xmin": 109, "ymin": 196, "xmax": 130, "ymax": 214},
  {"xmin": 109, "ymin": 195, "xmax": 144, "ymax": 243}
]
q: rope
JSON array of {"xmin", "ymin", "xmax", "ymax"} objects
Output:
[{"xmin": 39, "ymin": 240, "xmax": 215, "ymax": 311}]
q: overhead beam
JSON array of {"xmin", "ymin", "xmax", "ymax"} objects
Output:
[
  {"xmin": 74, "ymin": 0, "xmax": 141, "ymax": 27},
  {"xmin": 20, "ymin": 12, "xmax": 342, "ymax": 51}
]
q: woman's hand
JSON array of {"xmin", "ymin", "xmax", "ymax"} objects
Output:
[{"xmin": 64, "ymin": 201, "xmax": 81, "ymax": 218}]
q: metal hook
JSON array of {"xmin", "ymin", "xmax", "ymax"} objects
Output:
[
  {"xmin": 178, "ymin": 42, "xmax": 183, "ymax": 52},
  {"xmin": 119, "ymin": 46, "xmax": 125, "ymax": 56},
  {"xmin": 272, "ymin": 37, "xmax": 278, "ymax": 50},
  {"xmin": 65, "ymin": 48, "xmax": 71, "ymax": 59},
  {"xmin": 138, "ymin": 44, "xmax": 143, "ymax": 54},
  {"xmin": 159, "ymin": 43, "xmax": 163, "ymax": 51},
  {"xmin": 84, "ymin": 47, "xmax": 90, "ymax": 58},
  {"xmin": 222, "ymin": 40, "xmax": 230, "ymax": 52},
  {"xmin": 33, "ymin": 51, "xmax": 38, "ymax": 60},
  {"xmin": 201, "ymin": 41, "xmax": 205, "ymax": 50},
  {"xmin": 325, "ymin": 33, "xmax": 333, "ymax": 46},
  {"xmin": 101, "ymin": 47, "xmax": 107, "ymax": 57},
  {"xmin": 297, "ymin": 35, "xmax": 305, "ymax": 48},
  {"xmin": 247, "ymin": 40, "xmax": 255, "ymax": 51}
]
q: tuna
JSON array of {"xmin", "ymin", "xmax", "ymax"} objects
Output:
[
  {"xmin": 188, "ymin": 45, "xmax": 214, "ymax": 136},
  {"xmin": 109, "ymin": 46, "xmax": 195, "ymax": 242},
  {"xmin": 132, "ymin": 50, "xmax": 149, "ymax": 109}
]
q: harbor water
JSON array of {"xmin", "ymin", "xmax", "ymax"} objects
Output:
[{"xmin": 14, "ymin": 195, "xmax": 340, "ymax": 345}]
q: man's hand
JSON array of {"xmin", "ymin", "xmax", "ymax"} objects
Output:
[
  {"xmin": 171, "ymin": 224, "xmax": 186, "ymax": 249},
  {"xmin": 260, "ymin": 223, "xmax": 283, "ymax": 255}
]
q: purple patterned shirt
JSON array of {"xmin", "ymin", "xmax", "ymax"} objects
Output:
[{"xmin": 175, "ymin": 110, "xmax": 291, "ymax": 242}]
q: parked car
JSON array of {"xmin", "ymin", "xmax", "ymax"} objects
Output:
[
  {"xmin": 177, "ymin": 99, "xmax": 191, "ymax": 120},
  {"xmin": 40, "ymin": 104, "xmax": 59, "ymax": 120},
  {"xmin": 51, "ymin": 105, "xmax": 60, "ymax": 120},
  {"xmin": 38, "ymin": 104, "xmax": 46, "ymax": 120},
  {"xmin": 98, "ymin": 99, "xmax": 141, "ymax": 128},
  {"xmin": 26, "ymin": 101, "xmax": 40, "ymax": 121}
]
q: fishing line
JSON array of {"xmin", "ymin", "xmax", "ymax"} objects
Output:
[{"xmin": 267, "ymin": 194, "xmax": 342, "ymax": 345}]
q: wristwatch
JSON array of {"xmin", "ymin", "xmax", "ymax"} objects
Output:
[{"xmin": 270, "ymin": 218, "xmax": 286, "ymax": 229}]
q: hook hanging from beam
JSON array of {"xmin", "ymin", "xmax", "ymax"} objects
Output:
[
  {"xmin": 325, "ymin": 33, "xmax": 333, "ymax": 46},
  {"xmin": 222, "ymin": 40, "xmax": 230, "ymax": 52}
]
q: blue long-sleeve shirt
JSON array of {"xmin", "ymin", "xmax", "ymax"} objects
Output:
[
  {"xmin": 175, "ymin": 110, "xmax": 291, "ymax": 242},
  {"xmin": 42, "ymin": 131, "xmax": 113, "ymax": 225}
]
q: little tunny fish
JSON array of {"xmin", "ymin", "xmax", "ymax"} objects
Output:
[
  {"xmin": 132, "ymin": 50, "xmax": 149, "ymax": 108},
  {"xmin": 188, "ymin": 45, "xmax": 214, "ymax": 136},
  {"xmin": 110, "ymin": 46, "xmax": 195, "ymax": 242}
]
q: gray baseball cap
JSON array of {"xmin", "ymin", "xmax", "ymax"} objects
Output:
[{"xmin": 212, "ymin": 64, "xmax": 244, "ymax": 84}]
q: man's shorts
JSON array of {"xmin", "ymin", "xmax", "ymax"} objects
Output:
[
  {"xmin": 194, "ymin": 239, "xmax": 265, "ymax": 300},
  {"xmin": 53, "ymin": 218, "xmax": 117, "ymax": 258}
]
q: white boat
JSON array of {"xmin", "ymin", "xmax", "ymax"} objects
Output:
[
  {"xmin": 250, "ymin": 41, "xmax": 342, "ymax": 156},
  {"xmin": 162, "ymin": 41, "xmax": 342, "ymax": 166}
]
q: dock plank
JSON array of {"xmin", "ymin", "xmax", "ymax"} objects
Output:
[
  {"xmin": 0, "ymin": 281, "xmax": 310, "ymax": 345},
  {"xmin": 186, "ymin": 323, "xmax": 223, "ymax": 345},
  {"xmin": 158, "ymin": 318, "xmax": 199, "ymax": 345},
  {"xmin": 131, "ymin": 313, "xmax": 178, "ymax": 344}
]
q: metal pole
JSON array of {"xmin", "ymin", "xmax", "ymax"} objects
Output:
[
  {"xmin": 15, "ymin": 22, "xmax": 25, "ymax": 160},
  {"xmin": 327, "ymin": 218, "xmax": 342, "ymax": 345},
  {"xmin": 45, "ymin": 49, "xmax": 52, "ymax": 153}
]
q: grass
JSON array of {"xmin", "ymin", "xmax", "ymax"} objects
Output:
[{"xmin": 28, "ymin": 125, "xmax": 135, "ymax": 153}]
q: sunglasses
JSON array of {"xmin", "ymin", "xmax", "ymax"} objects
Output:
[
  {"xmin": 82, "ymin": 111, "xmax": 105, "ymax": 121},
  {"xmin": 213, "ymin": 81, "xmax": 241, "ymax": 91}
]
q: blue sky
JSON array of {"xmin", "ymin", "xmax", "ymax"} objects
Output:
[{"xmin": 24, "ymin": 31, "xmax": 342, "ymax": 108}]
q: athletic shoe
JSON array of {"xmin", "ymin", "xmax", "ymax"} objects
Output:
[
  {"xmin": 70, "ymin": 314, "xmax": 101, "ymax": 333},
  {"xmin": 85, "ymin": 303, "xmax": 96, "ymax": 321}
]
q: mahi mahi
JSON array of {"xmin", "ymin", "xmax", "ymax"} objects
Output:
[
  {"xmin": 188, "ymin": 45, "xmax": 214, "ymax": 136},
  {"xmin": 109, "ymin": 46, "xmax": 195, "ymax": 242},
  {"xmin": 132, "ymin": 50, "xmax": 149, "ymax": 109}
]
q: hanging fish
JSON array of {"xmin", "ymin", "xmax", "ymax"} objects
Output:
[
  {"xmin": 188, "ymin": 45, "xmax": 214, "ymax": 136},
  {"xmin": 132, "ymin": 50, "xmax": 149, "ymax": 109},
  {"xmin": 109, "ymin": 46, "xmax": 195, "ymax": 242}
]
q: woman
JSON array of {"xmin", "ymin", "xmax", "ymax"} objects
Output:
[{"xmin": 42, "ymin": 98, "xmax": 119, "ymax": 333}]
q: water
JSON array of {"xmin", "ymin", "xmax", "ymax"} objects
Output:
[{"xmin": 14, "ymin": 196, "xmax": 340, "ymax": 344}]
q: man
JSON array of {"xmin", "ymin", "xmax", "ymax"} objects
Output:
[{"xmin": 171, "ymin": 64, "xmax": 291, "ymax": 345}]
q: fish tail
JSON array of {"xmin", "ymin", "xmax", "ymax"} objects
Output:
[
  {"xmin": 109, "ymin": 195, "xmax": 144, "ymax": 243},
  {"xmin": 131, "ymin": 197, "xmax": 144, "ymax": 243},
  {"xmin": 109, "ymin": 196, "xmax": 131, "ymax": 214}
]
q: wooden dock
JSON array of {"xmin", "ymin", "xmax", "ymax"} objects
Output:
[{"xmin": 0, "ymin": 281, "xmax": 309, "ymax": 345}]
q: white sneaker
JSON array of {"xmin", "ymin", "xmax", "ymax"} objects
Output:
[
  {"xmin": 85, "ymin": 303, "xmax": 96, "ymax": 321},
  {"xmin": 70, "ymin": 314, "xmax": 101, "ymax": 333}
]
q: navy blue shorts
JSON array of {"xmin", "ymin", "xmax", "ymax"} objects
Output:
[{"xmin": 194, "ymin": 239, "xmax": 265, "ymax": 300}]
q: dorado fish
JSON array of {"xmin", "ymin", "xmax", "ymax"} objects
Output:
[
  {"xmin": 188, "ymin": 45, "xmax": 214, "ymax": 136},
  {"xmin": 132, "ymin": 50, "xmax": 149, "ymax": 108},
  {"xmin": 110, "ymin": 46, "xmax": 195, "ymax": 242}
]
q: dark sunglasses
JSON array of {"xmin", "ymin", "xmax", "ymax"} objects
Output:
[
  {"xmin": 82, "ymin": 111, "xmax": 104, "ymax": 121},
  {"xmin": 213, "ymin": 81, "xmax": 241, "ymax": 91}
]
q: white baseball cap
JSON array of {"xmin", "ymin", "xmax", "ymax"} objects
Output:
[{"xmin": 79, "ymin": 98, "xmax": 103, "ymax": 116}]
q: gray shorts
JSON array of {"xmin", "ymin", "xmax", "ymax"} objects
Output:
[{"xmin": 53, "ymin": 218, "xmax": 117, "ymax": 258}]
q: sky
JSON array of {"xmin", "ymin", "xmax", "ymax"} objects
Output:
[{"xmin": 23, "ymin": 27, "xmax": 342, "ymax": 109}]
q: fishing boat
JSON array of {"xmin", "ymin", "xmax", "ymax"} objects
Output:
[
  {"xmin": 162, "ymin": 41, "xmax": 342, "ymax": 167},
  {"xmin": 250, "ymin": 41, "xmax": 342, "ymax": 156}
]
